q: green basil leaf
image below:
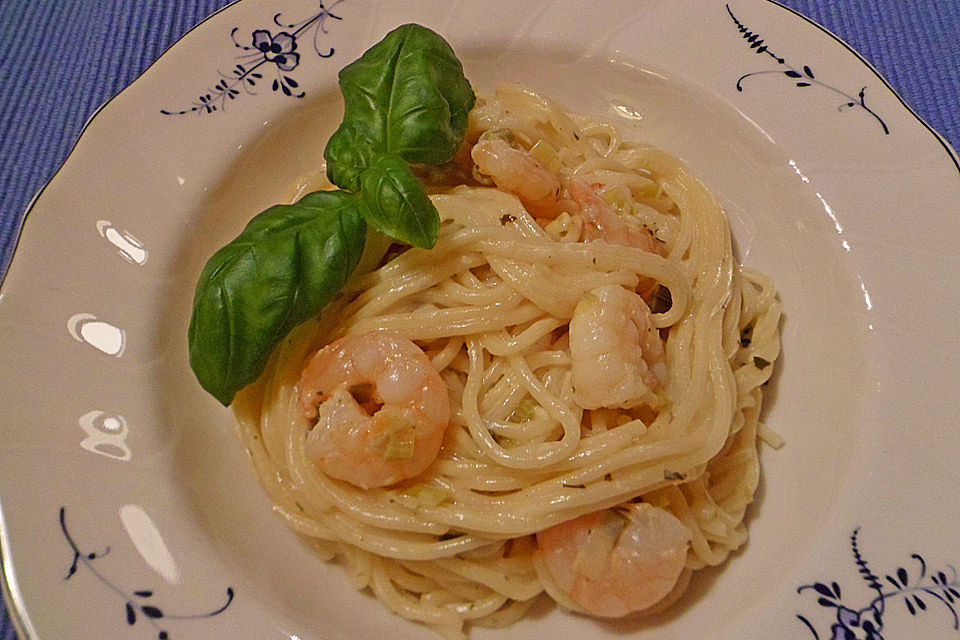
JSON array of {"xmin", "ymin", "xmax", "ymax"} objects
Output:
[
  {"xmin": 188, "ymin": 191, "xmax": 366, "ymax": 405},
  {"xmin": 190, "ymin": 25, "xmax": 476, "ymax": 406},
  {"xmin": 379, "ymin": 24, "xmax": 475, "ymax": 164},
  {"xmin": 359, "ymin": 153, "xmax": 439, "ymax": 248},
  {"xmin": 324, "ymin": 23, "xmax": 475, "ymax": 187},
  {"xmin": 323, "ymin": 121, "xmax": 379, "ymax": 193}
]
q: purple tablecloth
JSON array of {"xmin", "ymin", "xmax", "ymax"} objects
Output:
[{"xmin": 0, "ymin": 0, "xmax": 957, "ymax": 637}]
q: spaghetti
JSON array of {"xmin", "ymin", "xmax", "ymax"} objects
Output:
[{"xmin": 233, "ymin": 83, "xmax": 782, "ymax": 637}]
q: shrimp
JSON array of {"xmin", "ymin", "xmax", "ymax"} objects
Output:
[
  {"xmin": 569, "ymin": 284, "xmax": 666, "ymax": 410},
  {"xmin": 471, "ymin": 131, "xmax": 565, "ymax": 218},
  {"xmin": 567, "ymin": 179, "xmax": 660, "ymax": 253},
  {"xmin": 568, "ymin": 178, "xmax": 661, "ymax": 298},
  {"xmin": 535, "ymin": 503, "xmax": 692, "ymax": 617},
  {"xmin": 297, "ymin": 331, "xmax": 451, "ymax": 489}
]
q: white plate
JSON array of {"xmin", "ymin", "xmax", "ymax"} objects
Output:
[{"xmin": 1, "ymin": 1, "xmax": 958, "ymax": 638}]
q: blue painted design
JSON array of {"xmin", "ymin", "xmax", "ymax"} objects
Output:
[
  {"xmin": 797, "ymin": 528, "xmax": 960, "ymax": 640},
  {"xmin": 60, "ymin": 507, "xmax": 234, "ymax": 639},
  {"xmin": 726, "ymin": 4, "xmax": 889, "ymax": 134},
  {"xmin": 161, "ymin": 0, "xmax": 344, "ymax": 115}
]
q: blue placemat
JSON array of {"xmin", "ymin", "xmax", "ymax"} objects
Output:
[{"xmin": 0, "ymin": 1, "xmax": 957, "ymax": 637}]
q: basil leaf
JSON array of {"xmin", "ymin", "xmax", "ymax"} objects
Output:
[
  {"xmin": 378, "ymin": 24, "xmax": 475, "ymax": 164},
  {"xmin": 189, "ymin": 25, "xmax": 476, "ymax": 405},
  {"xmin": 325, "ymin": 23, "xmax": 475, "ymax": 179},
  {"xmin": 359, "ymin": 154, "xmax": 439, "ymax": 249},
  {"xmin": 323, "ymin": 121, "xmax": 379, "ymax": 193},
  {"xmin": 188, "ymin": 191, "xmax": 366, "ymax": 405}
]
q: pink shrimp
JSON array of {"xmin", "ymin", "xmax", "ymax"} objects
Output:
[
  {"xmin": 567, "ymin": 179, "xmax": 660, "ymax": 252},
  {"xmin": 536, "ymin": 503, "xmax": 692, "ymax": 617},
  {"xmin": 569, "ymin": 284, "xmax": 667, "ymax": 410},
  {"xmin": 297, "ymin": 331, "xmax": 451, "ymax": 489},
  {"xmin": 568, "ymin": 179, "xmax": 661, "ymax": 299},
  {"xmin": 471, "ymin": 134, "xmax": 565, "ymax": 218}
]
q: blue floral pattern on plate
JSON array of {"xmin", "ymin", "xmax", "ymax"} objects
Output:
[
  {"xmin": 797, "ymin": 529, "xmax": 960, "ymax": 639},
  {"xmin": 60, "ymin": 508, "xmax": 234, "ymax": 639},
  {"xmin": 726, "ymin": 4, "xmax": 889, "ymax": 134},
  {"xmin": 161, "ymin": 0, "xmax": 344, "ymax": 115}
]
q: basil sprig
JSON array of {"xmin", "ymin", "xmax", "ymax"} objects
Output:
[
  {"xmin": 189, "ymin": 24, "xmax": 475, "ymax": 405},
  {"xmin": 325, "ymin": 23, "xmax": 474, "ymax": 246}
]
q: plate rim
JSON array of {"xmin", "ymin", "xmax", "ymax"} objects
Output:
[
  {"xmin": 1, "ymin": 1, "xmax": 958, "ymax": 638},
  {"xmin": 0, "ymin": 0, "xmax": 957, "ymax": 292},
  {"xmin": 0, "ymin": 0, "xmax": 244, "ymax": 290},
  {"xmin": 0, "ymin": 7, "xmax": 246, "ymax": 639}
]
